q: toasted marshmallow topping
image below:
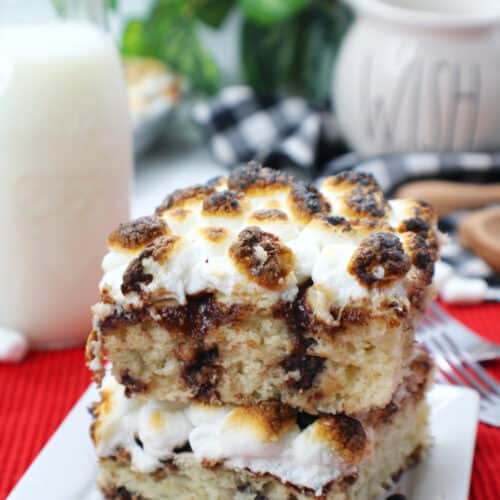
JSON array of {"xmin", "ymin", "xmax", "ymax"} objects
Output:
[
  {"xmin": 93, "ymin": 374, "xmax": 366, "ymax": 493},
  {"xmin": 97, "ymin": 164, "xmax": 439, "ymax": 314},
  {"xmin": 189, "ymin": 407, "xmax": 358, "ymax": 494},
  {"xmin": 92, "ymin": 374, "xmax": 192, "ymax": 473}
]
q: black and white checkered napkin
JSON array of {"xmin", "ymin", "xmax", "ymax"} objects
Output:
[
  {"xmin": 193, "ymin": 86, "xmax": 500, "ymax": 303},
  {"xmin": 193, "ymin": 86, "xmax": 345, "ymax": 173}
]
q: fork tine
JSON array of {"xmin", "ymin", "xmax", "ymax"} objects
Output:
[
  {"xmin": 420, "ymin": 307, "xmax": 451, "ymax": 332},
  {"xmin": 432, "ymin": 336, "xmax": 498, "ymax": 399},
  {"xmin": 430, "ymin": 303, "xmax": 500, "ymax": 350},
  {"xmin": 423, "ymin": 308, "xmax": 500, "ymax": 426},
  {"xmin": 433, "ymin": 369, "xmax": 449, "ymax": 385},
  {"xmin": 426, "ymin": 339, "xmax": 500, "ymax": 425},
  {"xmin": 429, "ymin": 302, "xmax": 463, "ymax": 326},
  {"xmin": 423, "ymin": 338, "xmax": 471, "ymax": 387},
  {"xmin": 440, "ymin": 331, "xmax": 500, "ymax": 396},
  {"xmin": 426, "ymin": 305, "xmax": 442, "ymax": 324},
  {"xmin": 426, "ymin": 305, "xmax": 449, "ymax": 329},
  {"xmin": 420, "ymin": 311, "xmax": 439, "ymax": 328},
  {"xmin": 425, "ymin": 330, "xmax": 500, "ymax": 408},
  {"xmin": 421, "ymin": 302, "xmax": 500, "ymax": 363},
  {"xmin": 429, "ymin": 302, "xmax": 448, "ymax": 321},
  {"xmin": 417, "ymin": 317, "xmax": 440, "ymax": 338}
]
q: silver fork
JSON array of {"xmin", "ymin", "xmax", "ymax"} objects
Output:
[
  {"xmin": 420, "ymin": 327, "xmax": 500, "ymax": 427},
  {"xmin": 417, "ymin": 302, "xmax": 500, "ymax": 362}
]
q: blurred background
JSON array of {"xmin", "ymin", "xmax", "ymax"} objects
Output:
[{"xmin": 110, "ymin": 0, "xmax": 351, "ymax": 152}]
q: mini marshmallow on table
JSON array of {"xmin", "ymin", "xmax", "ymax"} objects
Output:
[{"xmin": 0, "ymin": 326, "xmax": 29, "ymax": 363}]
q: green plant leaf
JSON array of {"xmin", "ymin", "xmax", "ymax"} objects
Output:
[
  {"xmin": 51, "ymin": 0, "xmax": 67, "ymax": 16},
  {"xmin": 121, "ymin": 0, "xmax": 220, "ymax": 95},
  {"xmin": 190, "ymin": 0, "xmax": 235, "ymax": 28},
  {"xmin": 52, "ymin": 0, "xmax": 118, "ymax": 15},
  {"xmin": 239, "ymin": 0, "xmax": 309, "ymax": 25},
  {"xmin": 241, "ymin": 16, "xmax": 299, "ymax": 95},
  {"xmin": 295, "ymin": 3, "xmax": 351, "ymax": 102},
  {"xmin": 241, "ymin": 1, "xmax": 351, "ymax": 100},
  {"xmin": 122, "ymin": 19, "xmax": 148, "ymax": 56}
]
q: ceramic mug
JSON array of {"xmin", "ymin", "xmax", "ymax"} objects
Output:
[{"xmin": 334, "ymin": 0, "xmax": 500, "ymax": 155}]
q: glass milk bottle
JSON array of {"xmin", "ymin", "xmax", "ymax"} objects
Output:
[{"xmin": 0, "ymin": 0, "xmax": 132, "ymax": 356}]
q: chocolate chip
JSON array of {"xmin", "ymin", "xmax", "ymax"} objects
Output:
[
  {"xmin": 158, "ymin": 293, "xmax": 244, "ymax": 339},
  {"xmin": 296, "ymin": 411, "xmax": 317, "ymax": 430},
  {"xmin": 277, "ymin": 280, "xmax": 326, "ymax": 391},
  {"xmin": 121, "ymin": 252, "xmax": 153, "ymax": 295},
  {"xmin": 121, "ymin": 236, "xmax": 180, "ymax": 295},
  {"xmin": 281, "ymin": 352, "xmax": 325, "ymax": 391},
  {"xmin": 179, "ymin": 346, "xmax": 221, "ymax": 400},
  {"xmin": 173, "ymin": 442, "xmax": 192, "ymax": 453},
  {"xmin": 113, "ymin": 487, "xmax": 133, "ymax": 500},
  {"xmin": 120, "ymin": 371, "xmax": 148, "ymax": 397},
  {"xmin": 134, "ymin": 435, "xmax": 144, "ymax": 449}
]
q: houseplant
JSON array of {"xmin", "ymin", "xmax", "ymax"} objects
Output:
[{"xmin": 120, "ymin": 0, "xmax": 351, "ymax": 103}]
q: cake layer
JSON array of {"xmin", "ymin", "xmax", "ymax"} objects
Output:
[
  {"xmin": 87, "ymin": 164, "xmax": 440, "ymax": 413},
  {"xmin": 89, "ymin": 295, "xmax": 419, "ymax": 414},
  {"xmin": 91, "ymin": 350, "xmax": 432, "ymax": 498}
]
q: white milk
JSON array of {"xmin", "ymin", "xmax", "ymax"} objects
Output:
[{"xmin": 0, "ymin": 22, "xmax": 132, "ymax": 349}]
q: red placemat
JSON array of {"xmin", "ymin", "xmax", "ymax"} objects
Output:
[
  {"xmin": 441, "ymin": 302, "xmax": 500, "ymax": 500},
  {"xmin": 0, "ymin": 347, "xmax": 89, "ymax": 499},
  {"xmin": 0, "ymin": 302, "xmax": 499, "ymax": 499}
]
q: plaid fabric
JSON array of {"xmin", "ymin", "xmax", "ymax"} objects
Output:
[
  {"xmin": 193, "ymin": 86, "xmax": 343, "ymax": 171},
  {"xmin": 193, "ymin": 86, "xmax": 500, "ymax": 302},
  {"xmin": 322, "ymin": 152, "xmax": 500, "ymax": 193}
]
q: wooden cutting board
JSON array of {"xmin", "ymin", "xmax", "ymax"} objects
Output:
[
  {"xmin": 458, "ymin": 206, "xmax": 500, "ymax": 272},
  {"xmin": 395, "ymin": 180, "xmax": 500, "ymax": 216}
]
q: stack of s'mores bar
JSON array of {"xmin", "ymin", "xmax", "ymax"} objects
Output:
[{"xmin": 87, "ymin": 163, "xmax": 439, "ymax": 499}]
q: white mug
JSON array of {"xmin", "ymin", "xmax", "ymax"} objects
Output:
[{"xmin": 334, "ymin": 0, "xmax": 500, "ymax": 155}]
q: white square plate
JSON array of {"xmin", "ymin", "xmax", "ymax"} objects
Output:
[{"xmin": 7, "ymin": 384, "xmax": 479, "ymax": 500}]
